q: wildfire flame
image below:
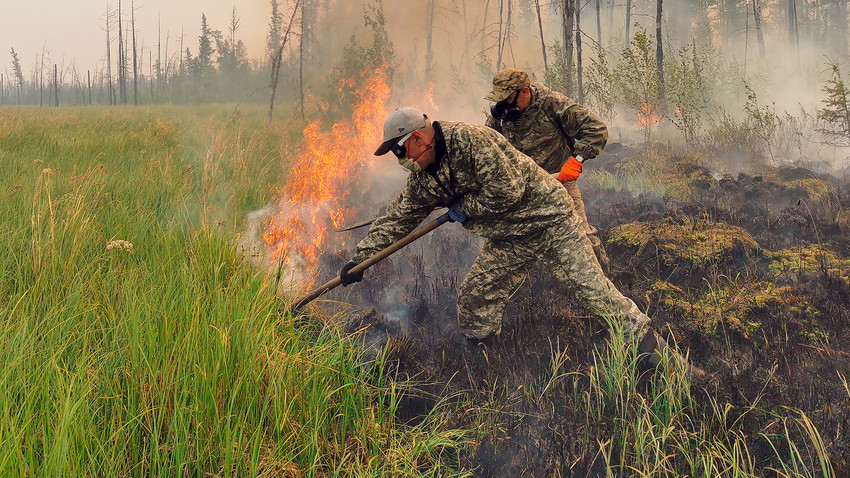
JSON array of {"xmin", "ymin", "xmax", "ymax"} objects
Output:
[
  {"xmin": 637, "ymin": 101, "xmax": 662, "ymax": 127},
  {"xmin": 423, "ymin": 82, "xmax": 438, "ymax": 111},
  {"xmin": 262, "ymin": 64, "xmax": 392, "ymax": 289}
]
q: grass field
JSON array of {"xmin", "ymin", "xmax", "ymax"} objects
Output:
[
  {"xmin": 0, "ymin": 106, "xmax": 839, "ymax": 477},
  {"xmin": 0, "ymin": 105, "xmax": 466, "ymax": 477}
]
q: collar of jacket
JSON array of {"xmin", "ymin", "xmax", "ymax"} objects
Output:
[{"xmin": 424, "ymin": 120, "xmax": 447, "ymax": 174}]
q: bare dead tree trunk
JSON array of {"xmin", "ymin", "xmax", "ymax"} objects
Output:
[
  {"xmin": 458, "ymin": 0, "xmax": 472, "ymax": 78},
  {"xmin": 534, "ymin": 0, "xmax": 549, "ymax": 80},
  {"xmin": 496, "ymin": 0, "xmax": 504, "ymax": 69},
  {"xmin": 72, "ymin": 68, "xmax": 83, "ymax": 105},
  {"xmin": 481, "ymin": 0, "xmax": 491, "ymax": 68},
  {"xmin": 656, "ymin": 0, "xmax": 664, "ymax": 97},
  {"xmin": 746, "ymin": 0, "xmax": 753, "ymax": 69},
  {"xmin": 596, "ymin": 0, "xmax": 602, "ymax": 46},
  {"xmin": 149, "ymin": 50, "xmax": 154, "ymax": 102},
  {"xmin": 164, "ymin": 30, "xmax": 170, "ymax": 88},
  {"xmin": 788, "ymin": 0, "xmax": 799, "ymax": 63},
  {"xmin": 53, "ymin": 64, "xmax": 58, "ymax": 107},
  {"xmin": 425, "ymin": 0, "xmax": 435, "ymax": 76},
  {"xmin": 157, "ymin": 12, "xmax": 161, "ymax": 96},
  {"xmin": 563, "ymin": 0, "xmax": 575, "ymax": 95},
  {"xmin": 87, "ymin": 70, "xmax": 92, "ymax": 104},
  {"xmin": 835, "ymin": 0, "xmax": 848, "ymax": 58},
  {"xmin": 179, "ymin": 29, "xmax": 184, "ymax": 77},
  {"xmin": 106, "ymin": 4, "xmax": 114, "ymax": 106},
  {"xmin": 299, "ymin": 1, "xmax": 305, "ymax": 121},
  {"xmin": 118, "ymin": 0, "xmax": 125, "ymax": 103},
  {"xmin": 575, "ymin": 4, "xmax": 584, "ymax": 103},
  {"xmin": 625, "ymin": 0, "xmax": 632, "ymax": 46},
  {"xmin": 132, "ymin": 0, "xmax": 138, "ymax": 106},
  {"xmin": 40, "ymin": 47, "xmax": 46, "ymax": 107},
  {"xmin": 492, "ymin": 0, "xmax": 514, "ymax": 69},
  {"xmin": 752, "ymin": 0, "xmax": 766, "ymax": 60},
  {"xmin": 96, "ymin": 70, "xmax": 101, "ymax": 104},
  {"xmin": 503, "ymin": 0, "xmax": 513, "ymax": 65},
  {"xmin": 268, "ymin": 0, "xmax": 301, "ymax": 122}
]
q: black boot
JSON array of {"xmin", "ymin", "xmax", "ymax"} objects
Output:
[
  {"xmin": 637, "ymin": 329, "xmax": 704, "ymax": 379},
  {"xmin": 462, "ymin": 335, "xmax": 495, "ymax": 372}
]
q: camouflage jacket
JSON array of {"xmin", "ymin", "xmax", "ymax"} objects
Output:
[
  {"xmin": 353, "ymin": 121, "xmax": 577, "ymax": 263},
  {"xmin": 485, "ymin": 83, "xmax": 608, "ymax": 174}
]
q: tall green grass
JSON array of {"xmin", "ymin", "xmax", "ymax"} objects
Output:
[
  {"xmin": 581, "ymin": 319, "xmax": 835, "ymax": 477},
  {"xmin": 0, "ymin": 106, "xmax": 468, "ymax": 476}
]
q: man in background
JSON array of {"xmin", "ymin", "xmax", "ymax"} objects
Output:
[{"xmin": 485, "ymin": 68, "xmax": 610, "ymax": 271}]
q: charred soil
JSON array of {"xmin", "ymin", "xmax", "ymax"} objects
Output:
[{"xmin": 312, "ymin": 144, "xmax": 850, "ymax": 476}]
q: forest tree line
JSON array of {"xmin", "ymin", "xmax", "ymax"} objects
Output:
[{"xmin": 0, "ymin": 0, "xmax": 848, "ymax": 142}]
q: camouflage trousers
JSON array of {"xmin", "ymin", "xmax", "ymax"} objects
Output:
[
  {"xmin": 456, "ymin": 213, "xmax": 650, "ymax": 341},
  {"xmin": 563, "ymin": 179, "xmax": 610, "ymax": 271},
  {"xmin": 562, "ymin": 179, "xmax": 596, "ymax": 235}
]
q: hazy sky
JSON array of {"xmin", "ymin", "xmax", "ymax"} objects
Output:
[{"xmin": 1, "ymin": 1, "xmax": 272, "ymax": 74}]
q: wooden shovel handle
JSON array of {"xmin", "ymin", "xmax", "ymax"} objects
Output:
[{"xmin": 288, "ymin": 212, "xmax": 451, "ymax": 313}]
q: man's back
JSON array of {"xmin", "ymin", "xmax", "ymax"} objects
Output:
[{"xmin": 406, "ymin": 120, "xmax": 578, "ymax": 239}]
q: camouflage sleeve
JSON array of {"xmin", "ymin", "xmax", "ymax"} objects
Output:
[
  {"xmin": 456, "ymin": 126, "xmax": 527, "ymax": 218},
  {"xmin": 484, "ymin": 114, "xmax": 502, "ymax": 134},
  {"xmin": 352, "ymin": 179, "xmax": 436, "ymax": 263},
  {"xmin": 552, "ymin": 98, "xmax": 608, "ymax": 160}
]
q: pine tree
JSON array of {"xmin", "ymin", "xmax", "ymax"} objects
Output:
[
  {"xmin": 267, "ymin": 0, "xmax": 283, "ymax": 59},
  {"xmin": 195, "ymin": 14, "xmax": 217, "ymax": 76},
  {"xmin": 10, "ymin": 48, "xmax": 25, "ymax": 104},
  {"xmin": 817, "ymin": 61, "xmax": 850, "ymax": 147}
]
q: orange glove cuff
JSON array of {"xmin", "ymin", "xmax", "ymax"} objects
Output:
[{"xmin": 558, "ymin": 156, "xmax": 582, "ymax": 182}]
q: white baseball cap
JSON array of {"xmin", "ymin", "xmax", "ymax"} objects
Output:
[{"xmin": 374, "ymin": 107, "xmax": 429, "ymax": 156}]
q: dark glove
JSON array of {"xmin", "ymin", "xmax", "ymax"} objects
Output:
[
  {"xmin": 558, "ymin": 156, "xmax": 583, "ymax": 182},
  {"xmin": 447, "ymin": 202, "xmax": 467, "ymax": 223},
  {"xmin": 339, "ymin": 260, "xmax": 363, "ymax": 286}
]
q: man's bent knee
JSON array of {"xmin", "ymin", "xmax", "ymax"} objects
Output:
[
  {"xmin": 457, "ymin": 306, "xmax": 502, "ymax": 339},
  {"xmin": 459, "ymin": 322, "xmax": 501, "ymax": 340}
]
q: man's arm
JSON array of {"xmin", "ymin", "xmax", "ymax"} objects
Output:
[
  {"xmin": 352, "ymin": 182, "xmax": 435, "ymax": 263},
  {"xmin": 553, "ymin": 98, "xmax": 608, "ymax": 160}
]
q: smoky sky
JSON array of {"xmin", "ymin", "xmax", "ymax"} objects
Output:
[
  {"xmin": 0, "ymin": 0, "xmax": 270, "ymax": 73},
  {"xmin": 3, "ymin": 0, "xmax": 849, "ymax": 155}
]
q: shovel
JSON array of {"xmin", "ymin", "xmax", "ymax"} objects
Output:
[
  {"xmin": 287, "ymin": 212, "xmax": 451, "ymax": 313},
  {"xmin": 334, "ymin": 216, "xmax": 379, "ymax": 232}
]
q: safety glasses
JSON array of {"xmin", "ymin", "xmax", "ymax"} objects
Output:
[{"xmin": 391, "ymin": 132, "xmax": 413, "ymax": 159}]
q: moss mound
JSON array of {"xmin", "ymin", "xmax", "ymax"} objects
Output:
[{"xmin": 608, "ymin": 219, "xmax": 761, "ymax": 277}]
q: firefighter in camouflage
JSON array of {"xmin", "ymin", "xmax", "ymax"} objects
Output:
[
  {"xmin": 485, "ymin": 68, "xmax": 610, "ymax": 270},
  {"xmin": 339, "ymin": 107, "xmax": 696, "ymax": 374}
]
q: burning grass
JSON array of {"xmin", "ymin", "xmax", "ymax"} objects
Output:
[{"xmin": 262, "ymin": 64, "xmax": 392, "ymax": 290}]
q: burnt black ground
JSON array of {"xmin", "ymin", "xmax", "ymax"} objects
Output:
[{"xmin": 310, "ymin": 144, "xmax": 850, "ymax": 476}]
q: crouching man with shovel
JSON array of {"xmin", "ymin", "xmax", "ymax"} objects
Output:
[{"xmin": 338, "ymin": 106, "xmax": 696, "ymax": 375}]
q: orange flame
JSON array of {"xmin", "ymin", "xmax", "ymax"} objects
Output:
[
  {"xmin": 262, "ymin": 64, "xmax": 392, "ymax": 288},
  {"xmin": 423, "ymin": 82, "xmax": 438, "ymax": 111},
  {"xmin": 637, "ymin": 101, "xmax": 662, "ymax": 127}
]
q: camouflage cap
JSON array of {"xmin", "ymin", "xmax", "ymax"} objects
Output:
[{"xmin": 484, "ymin": 68, "xmax": 530, "ymax": 102}]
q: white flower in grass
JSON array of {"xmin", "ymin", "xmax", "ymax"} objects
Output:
[{"xmin": 106, "ymin": 239, "xmax": 134, "ymax": 253}]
